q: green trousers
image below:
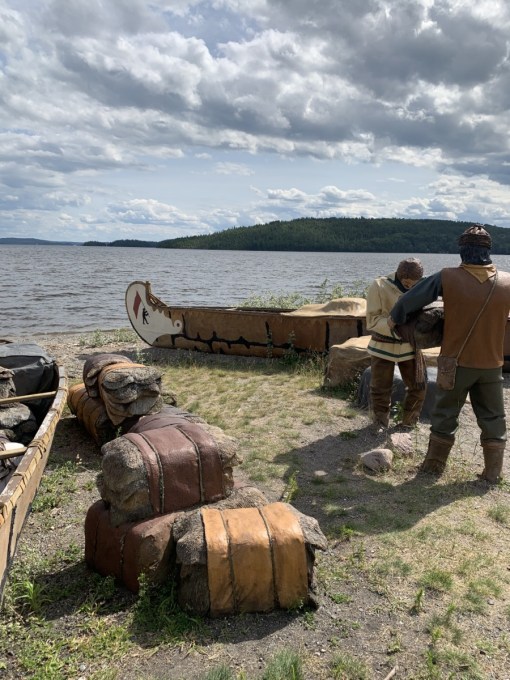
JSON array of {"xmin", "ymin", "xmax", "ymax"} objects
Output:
[{"xmin": 431, "ymin": 366, "xmax": 506, "ymax": 442}]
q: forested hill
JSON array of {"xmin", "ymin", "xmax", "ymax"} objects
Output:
[
  {"xmin": 0, "ymin": 237, "xmax": 81, "ymax": 245},
  {"xmin": 158, "ymin": 218, "xmax": 510, "ymax": 254}
]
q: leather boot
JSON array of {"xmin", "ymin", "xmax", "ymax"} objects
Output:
[
  {"xmin": 401, "ymin": 410, "xmax": 419, "ymax": 428},
  {"xmin": 480, "ymin": 440, "xmax": 505, "ymax": 483},
  {"xmin": 401, "ymin": 395, "xmax": 425, "ymax": 428},
  {"xmin": 421, "ymin": 432, "xmax": 455, "ymax": 475},
  {"xmin": 372, "ymin": 411, "xmax": 389, "ymax": 428}
]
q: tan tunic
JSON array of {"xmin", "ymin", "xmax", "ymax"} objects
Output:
[{"xmin": 366, "ymin": 274, "xmax": 415, "ymax": 363}]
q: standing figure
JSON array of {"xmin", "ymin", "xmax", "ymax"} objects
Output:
[
  {"xmin": 366, "ymin": 258, "xmax": 426, "ymax": 430},
  {"xmin": 390, "ymin": 225, "xmax": 510, "ymax": 483}
]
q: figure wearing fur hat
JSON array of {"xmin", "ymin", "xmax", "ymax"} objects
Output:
[
  {"xmin": 390, "ymin": 224, "xmax": 510, "ymax": 483},
  {"xmin": 365, "ymin": 257, "xmax": 426, "ymax": 431}
]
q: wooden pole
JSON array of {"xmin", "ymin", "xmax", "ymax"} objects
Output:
[
  {"xmin": 0, "ymin": 446, "xmax": 27, "ymax": 460},
  {"xmin": 0, "ymin": 391, "xmax": 56, "ymax": 406}
]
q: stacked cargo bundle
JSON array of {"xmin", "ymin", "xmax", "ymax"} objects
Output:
[
  {"xmin": 84, "ymin": 353, "xmax": 164, "ymax": 425},
  {"xmin": 85, "ymin": 405, "xmax": 328, "ymax": 615},
  {"xmin": 68, "ymin": 383, "xmax": 118, "ymax": 446},
  {"xmin": 173, "ymin": 500, "xmax": 328, "ymax": 616},
  {"xmin": 69, "ymin": 353, "xmax": 175, "ymax": 445},
  {"xmin": 0, "ymin": 364, "xmax": 36, "ymax": 491},
  {"xmin": 85, "ymin": 485, "xmax": 268, "ymax": 594},
  {"xmin": 83, "ymin": 353, "xmax": 131, "ymax": 398},
  {"xmin": 97, "ymin": 412, "xmax": 241, "ymax": 525},
  {"xmin": 0, "ymin": 367, "xmax": 16, "ymax": 400},
  {"xmin": 97, "ymin": 362, "xmax": 163, "ymax": 425}
]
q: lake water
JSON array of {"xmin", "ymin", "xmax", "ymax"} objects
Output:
[{"xmin": 4, "ymin": 245, "xmax": 510, "ymax": 336}]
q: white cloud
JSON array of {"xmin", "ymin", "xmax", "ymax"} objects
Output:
[
  {"xmin": 214, "ymin": 162, "xmax": 254, "ymax": 175},
  {"xmin": 1, "ymin": 0, "xmax": 510, "ymax": 241}
]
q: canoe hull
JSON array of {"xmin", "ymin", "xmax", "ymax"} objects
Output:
[
  {"xmin": 125, "ymin": 281, "xmax": 367, "ymax": 357},
  {"xmin": 0, "ymin": 363, "xmax": 68, "ymax": 599},
  {"xmin": 126, "ymin": 281, "xmax": 510, "ymax": 368}
]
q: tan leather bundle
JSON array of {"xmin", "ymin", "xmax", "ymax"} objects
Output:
[
  {"xmin": 67, "ymin": 383, "xmax": 116, "ymax": 445},
  {"xmin": 202, "ymin": 502, "xmax": 309, "ymax": 616}
]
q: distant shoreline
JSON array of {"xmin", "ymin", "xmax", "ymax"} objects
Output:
[{"xmin": 3, "ymin": 216, "xmax": 510, "ymax": 253}]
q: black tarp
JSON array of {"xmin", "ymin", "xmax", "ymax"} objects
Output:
[{"xmin": 0, "ymin": 342, "xmax": 57, "ymax": 422}]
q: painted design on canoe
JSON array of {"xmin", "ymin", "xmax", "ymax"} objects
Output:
[
  {"xmin": 0, "ymin": 360, "xmax": 68, "ymax": 599},
  {"xmin": 125, "ymin": 280, "xmax": 367, "ymax": 357}
]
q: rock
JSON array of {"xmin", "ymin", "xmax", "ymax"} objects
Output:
[
  {"xmin": 0, "ymin": 403, "xmax": 38, "ymax": 444},
  {"xmin": 388, "ymin": 431, "xmax": 414, "ymax": 458},
  {"xmin": 361, "ymin": 448, "xmax": 393, "ymax": 472},
  {"xmin": 0, "ymin": 366, "xmax": 16, "ymax": 400},
  {"xmin": 323, "ymin": 337, "xmax": 372, "ymax": 388}
]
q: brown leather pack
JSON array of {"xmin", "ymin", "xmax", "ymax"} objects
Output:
[
  {"xmin": 124, "ymin": 421, "xmax": 225, "ymax": 515},
  {"xmin": 84, "ymin": 500, "xmax": 176, "ymax": 592},
  {"xmin": 127, "ymin": 406, "xmax": 202, "ymax": 434}
]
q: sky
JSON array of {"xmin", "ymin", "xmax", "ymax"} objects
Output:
[{"xmin": 2, "ymin": 0, "xmax": 510, "ymax": 243}]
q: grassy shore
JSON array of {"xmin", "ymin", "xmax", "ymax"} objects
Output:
[{"xmin": 1, "ymin": 328, "xmax": 509, "ymax": 679}]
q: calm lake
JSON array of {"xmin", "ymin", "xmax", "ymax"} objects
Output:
[{"xmin": 4, "ymin": 245, "xmax": 510, "ymax": 337}]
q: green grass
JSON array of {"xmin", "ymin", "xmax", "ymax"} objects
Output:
[
  {"xmin": 78, "ymin": 328, "xmax": 137, "ymax": 347},
  {"xmin": 2, "ymin": 333, "xmax": 510, "ymax": 679},
  {"xmin": 200, "ymin": 666, "xmax": 236, "ymax": 680},
  {"xmin": 238, "ymin": 278, "xmax": 368, "ymax": 310},
  {"xmin": 31, "ymin": 460, "xmax": 78, "ymax": 512},
  {"xmin": 132, "ymin": 577, "xmax": 203, "ymax": 642},
  {"xmin": 330, "ymin": 652, "xmax": 369, "ymax": 679},
  {"xmin": 487, "ymin": 502, "xmax": 510, "ymax": 525},
  {"xmin": 200, "ymin": 650, "xmax": 304, "ymax": 680},
  {"xmin": 419, "ymin": 568, "xmax": 454, "ymax": 594}
]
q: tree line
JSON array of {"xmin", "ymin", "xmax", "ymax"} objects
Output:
[{"xmin": 83, "ymin": 218, "xmax": 510, "ymax": 253}]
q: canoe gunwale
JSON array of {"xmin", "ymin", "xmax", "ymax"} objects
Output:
[
  {"xmin": 0, "ymin": 363, "xmax": 68, "ymax": 598},
  {"xmin": 135, "ymin": 280, "xmax": 366, "ymax": 318}
]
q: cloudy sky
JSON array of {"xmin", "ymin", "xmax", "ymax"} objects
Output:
[{"xmin": 2, "ymin": 0, "xmax": 510, "ymax": 243}]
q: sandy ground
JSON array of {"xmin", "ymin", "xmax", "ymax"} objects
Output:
[{"xmin": 3, "ymin": 330, "xmax": 510, "ymax": 679}]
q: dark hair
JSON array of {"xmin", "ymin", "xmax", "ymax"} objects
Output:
[
  {"xmin": 459, "ymin": 244, "xmax": 492, "ymax": 265},
  {"xmin": 396, "ymin": 257, "xmax": 424, "ymax": 280}
]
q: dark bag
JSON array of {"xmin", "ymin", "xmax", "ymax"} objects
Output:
[{"xmin": 436, "ymin": 356, "xmax": 458, "ymax": 391}]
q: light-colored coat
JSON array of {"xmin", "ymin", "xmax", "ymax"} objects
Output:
[{"xmin": 366, "ymin": 274, "xmax": 415, "ymax": 362}]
